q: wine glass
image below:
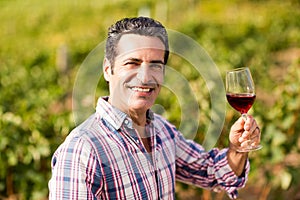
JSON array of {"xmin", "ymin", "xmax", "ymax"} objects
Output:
[{"xmin": 226, "ymin": 67, "xmax": 262, "ymax": 152}]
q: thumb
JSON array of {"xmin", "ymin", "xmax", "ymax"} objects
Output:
[{"xmin": 232, "ymin": 117, "xmax": 245, "ymax": 132}]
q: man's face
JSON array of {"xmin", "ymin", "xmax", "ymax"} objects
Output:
[{"xmin": 104, "ymin": 34, "xmax": 165, "ymax": 115}]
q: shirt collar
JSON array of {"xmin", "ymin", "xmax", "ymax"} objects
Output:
[{"xmin": 96, "ymin": 97, "xmax": 154, "ymax": 130}]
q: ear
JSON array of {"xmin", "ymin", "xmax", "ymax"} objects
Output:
[{"xmin": 103, "ymin": 58, "xmax": 112, "ymax": 82}]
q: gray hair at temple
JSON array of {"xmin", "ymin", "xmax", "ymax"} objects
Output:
[{"xmin": 105, "ymin": 16, "xmax": 169, "ymax": 73}]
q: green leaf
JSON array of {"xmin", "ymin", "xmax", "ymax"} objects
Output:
[{"xmin": 280, "ymin": 170, "xmax": 292, "ymax": 190}]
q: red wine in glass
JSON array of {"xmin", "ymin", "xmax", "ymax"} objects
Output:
[
  {"xmin": 225, "ymin": 67, "xmax": 262, "ymax": 152},
  {"xmin": 226, "ymin": 93, "xmax": 256, "ymax": 115}
]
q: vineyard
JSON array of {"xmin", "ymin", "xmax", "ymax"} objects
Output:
[{"xmin": 0, "ymin": 0, "xmax": 299, "ymax": 199}]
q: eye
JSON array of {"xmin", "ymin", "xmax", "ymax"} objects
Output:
[
  {"xmin": 124, "ymin": 61, "xmax": 139, "ymax": 68},
  {"xmin": 150, "ymin": 63, "xmax": 164, "ymax": 71}
]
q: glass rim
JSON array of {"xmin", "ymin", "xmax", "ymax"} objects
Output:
[{"xmin": 226, "ymin": 67, "xmax": 250, "ymax": 73}]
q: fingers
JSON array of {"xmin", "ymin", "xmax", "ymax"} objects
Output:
[
  {"xmin": 251, "ymin": 127, "xmax": 261, "ymax": 145},
  {"xmin": 243, "ymin": 115, "xmax": 256, "ymax": 131},
  {"xmin": 239, "ymin": 125, "xmax": 261, "ymax": 146},
  {"xmin": 229, "ymin": 115, "xmax": 261, "ymax": 150},
  {"xmin": 232, "ymin": 117, "xmax": 246, "ymax": 132}
]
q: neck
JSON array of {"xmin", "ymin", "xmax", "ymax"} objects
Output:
[
  {"xmin": 107, "ymin": 97, "xmax": 148, "ymax": 126},
  {"xmin": 129, "ymin": 109, "xmax": 147, "ymax": 127}
]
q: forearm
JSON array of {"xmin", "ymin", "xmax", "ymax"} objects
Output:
[{"xmin": 227, "ymin": 144, "xmax": 248, "ymax": 176}]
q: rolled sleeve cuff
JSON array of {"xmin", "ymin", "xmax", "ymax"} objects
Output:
[{"xmin": 214, "ymin": 148, "xmax": 250, "ymax": 199}]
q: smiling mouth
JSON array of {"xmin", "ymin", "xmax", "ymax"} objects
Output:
[{"xmin": 130, "ymin": 86, "xmax": 154, "ymax": 93}]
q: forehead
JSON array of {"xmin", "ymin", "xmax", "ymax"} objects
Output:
[{"xmin": 116, "ymin": 34, "xmax": 165, "ymax": 59}]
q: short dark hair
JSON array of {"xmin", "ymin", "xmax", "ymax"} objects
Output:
[{"xmin": 105, "ymin": 17, "xmax": 169, "ymax": 71}]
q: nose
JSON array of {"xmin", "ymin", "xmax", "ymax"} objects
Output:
[{"xmin": 136, "ymin": 64, "xmax": 151, "ymax": 83}]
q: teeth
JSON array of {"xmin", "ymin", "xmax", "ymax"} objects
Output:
[{"xmin": 131, "ymin": 87, "xmax": 151, "ymax": 92}]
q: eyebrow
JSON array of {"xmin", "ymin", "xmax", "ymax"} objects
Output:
[
  {"xmin": 150, "ymin": 60, "xmax": 164, "ymax": 65},
  {"xmin": 123, "ymin": 58, "xmax": 164, "ymax": 64},
  {"xmin": 123, "ymin": 58, "xmax": 141, "ymax": 63}
]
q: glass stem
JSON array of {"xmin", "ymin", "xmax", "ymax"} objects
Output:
[{"xmin": 242, "ymin": 113, "xmax": 247, "ymax": 121}]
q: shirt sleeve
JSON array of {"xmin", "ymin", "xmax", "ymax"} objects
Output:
[
  {"xmin": 48, "ymin": 134, "xmax": 103, "ymax": 200},
  {"xmin": 174, "ymin": 131, "xmax": 250, "ymax": 199}
]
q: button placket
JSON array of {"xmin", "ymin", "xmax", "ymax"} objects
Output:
[{"xmin": 124, "ymin": 124, "xmax": 145, "ymax": 152}]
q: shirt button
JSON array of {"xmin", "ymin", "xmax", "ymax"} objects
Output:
[{"xmin": 124, "ymin": 119, "xmax": 129, "ymax": 125}]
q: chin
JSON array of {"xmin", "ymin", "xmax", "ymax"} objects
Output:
[{"xmin": 131, "ymin": 102, "xmax": 153, "ymax": 111}]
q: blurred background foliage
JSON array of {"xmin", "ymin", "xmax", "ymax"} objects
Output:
[{"xmin": 0, "ymin": 0, "xmax": 299, "ymax": 199}]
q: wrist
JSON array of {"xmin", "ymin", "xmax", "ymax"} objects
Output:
[
  {"xmin": 227, "ymin": 144, "xmax": 248, "ymax": 176},
  {"xmin": 229, "ymin": 143, "xmax": 248, "ymax": 156}
]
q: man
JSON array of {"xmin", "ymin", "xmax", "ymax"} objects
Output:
[{"xmin": 49, "ymin": 17, "xmax": 261, "ymax": 199}]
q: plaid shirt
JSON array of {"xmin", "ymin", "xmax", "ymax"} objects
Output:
[{"xmin": 49, "ymin": 97, "xmax": 249, "ymax": 199}]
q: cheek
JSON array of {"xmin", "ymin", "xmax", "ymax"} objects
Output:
[
  {"xmin": 112, "ymin": 70, "xmax": 135, "ymax": 87},
  {"xmin": 154, "ymin": 73, "xmax": 164, "ymax": 85}
]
